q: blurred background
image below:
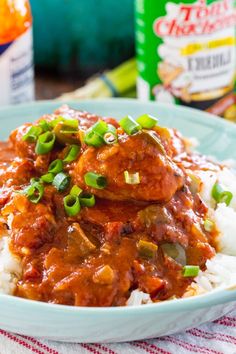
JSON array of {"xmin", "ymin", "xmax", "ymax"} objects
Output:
[
  {"xmin": 1, "ymin": 0, "xmax": 234, "ymax": 119},
  {"xmin": 31, "ymin": 0, "xmax": 135, "ymax": 99}
]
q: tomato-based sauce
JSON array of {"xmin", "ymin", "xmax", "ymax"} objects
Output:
[{"xmin": 0, "ymin": 106, "xmax": 216, "ymax": 306}]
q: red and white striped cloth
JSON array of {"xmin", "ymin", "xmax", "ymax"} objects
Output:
[{"xmin": 1, "ymin": 310, "xmax": 236, "ymax": 354}]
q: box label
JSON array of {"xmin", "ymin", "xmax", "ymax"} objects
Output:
[{"xmin": 136, "ymin": 0, "xmax": 236, "ymax": 120}]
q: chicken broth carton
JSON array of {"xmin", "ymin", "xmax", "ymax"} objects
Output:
[{"xmin": 135, "ymin": 0, "xmax": 236, "ymax": 120}]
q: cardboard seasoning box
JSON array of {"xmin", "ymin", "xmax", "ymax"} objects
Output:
[{"xmin": 135, "ymin": 0, "xmax": 236, "ymax": 121}]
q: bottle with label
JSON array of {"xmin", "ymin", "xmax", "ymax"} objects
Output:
[
  {"xmin": 135, "ymin": 0, "xmax": 236, "ymax": 121},
  {"xmin": 0, "ymin": 0, "xmax": 34, "ymax": 105}
]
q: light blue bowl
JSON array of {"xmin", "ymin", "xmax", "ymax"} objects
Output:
[{"xmin": 0, "ymin": 99, "xmax": 236, "ymax": 343}]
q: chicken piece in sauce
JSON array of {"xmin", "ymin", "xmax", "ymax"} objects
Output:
[{"xmin": 74, "ymin": 130, "xmax": 184, "ymax": 202}]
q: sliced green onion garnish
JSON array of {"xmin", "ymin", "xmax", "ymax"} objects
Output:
[
  {"xmin": 50, "ymin": 116, "xmax": 78, "ymax": 129},
  {"xmin": 35, "ymin": 131, "xmax": 56, "ymax": 155},
  {"xmin": 183, "ymin": 265, "xmax": 199, "ymax": 277},
  {"xmin": 70, "ymin": 185, "xmax": 83, "ymax": 196},
  {"xmin": 48, "ymin": 159, "xmax": 63, "ymax": 174},
  {"xmin": 29, "ymin": 184, "xmax": 44, "ymax": 204},
  {"xmin": 124, "ymin": 171, "xmax": 140, "ymax": 185},
  {"xmin": 22, "ymin": 126, "xmax": 42, "ymax": 142},
  {"xmin": 60, "ymin": 128, "xmax": 78, "ymax": 134},
  {"xmin": 79, "ymin": 192, "xmax": 95, "ymax": 207},
  {"xmin": 22, "ymin": 184, "xmax": 34, "ymax": 196},
  {"xmin": 63, "ymin": 144, "xmax": 80, "ymax": 163},
  {"xmin": 23, "ymin": 182, "xmax": 44, "ymax": 204},
  {"xmin": 91, "ymin": 120, "xmax": 108, "ymax": 137},
  {"xmin": 41, "ymin": 172, "xmax": 54, "ymax": 183},
  {"xmin": 30, "ymin": 177, "xmax": 41, "ymax": 185},
  {"xmin": 52, "ymin": 172, "xmax": 70, "ymax": 192},
  {"xmin": 204, "ymin": 219, "xmax": 214, "ymax": 232},
  {"xmin": 60, "ymin": 119, "xmax": 79, "ymax": 134},
  {"xmin": 103, "ymin": 132, "xmax": 117, "ymax": 145},
  {"xmin": 39, "ymin": 120, "xmax": 51, "ymax": 132},
  {"xmin": 49, "ymin": 117, "xmax": 62, "ymax": 128},
  {"xmin": 136, "ymin": 114, "xmax": 158, "ymax": 129},
  {"xmin": 220, "ymin": 191, "xmax": 233, "ymax": 206},
  {"xmin": 63, "ymin": 194, "xmax": 81, "ymax": 216},
  {"xmin": 84, "ymin": 129, "xmax": 104, "ymax": 147},
  {"xmin": 61, "ymin": 118, "xmax": 78, "ymax": 130},
  {"xmin": 53, "ymin": 122, "xmax": 78, "ymax": 145},
  {"xmin": 60, "ymin": 125, "xmax": 78, "ymax": 136},
  {"xmin": 107, "ymin": 124, "xmax": 117, "ymax": 134},
  {"xmin": 212, "ymin": 182, "xmax": 224, "ymax": 202},
  {"xmin": 212, "ymin": 182, "xmax": 233, "ymax": 206},
  {"xmin": 103, "ymin": 124, "xmax": 117, "ymax": 144},
  {"xmin": 84, "ymin": 172, "xmax": 107, "ymax": 189},
  {"xmin": 119, "ymin": 115, "xmax": 141, "ymax": 135},
  {"xmin": 51, "ymin": 117, "xmax": 79, "ymax": 145}
]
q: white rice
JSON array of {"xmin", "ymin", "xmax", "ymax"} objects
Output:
[
  {"xmin": 193, "ymin": 253, "xmax": 236, "ymax": 293},
  {"xmin": 126, "ymin": 289, "xmax": 152, "ymax": 306},
  {"xmin": 197, "ymin": 170, "xmax": 218, "ymax": 209},
  {"xmin": 197, "ymin": 166, "xmax": 236, "ymax": 256},
  {"xmin": 0, "ymin": 236, "xmax": 22, "ymax": 295},
  {"xmin": 197, "ymin": 167, "xmax": 236, "ymax": 211},
  {"xmin": 214, "ymin": 203, "xmax": 236, "ymax": 256},
  {"xmin": 186, "ymin": 164, "xmax": 236, "ymax": 296}
]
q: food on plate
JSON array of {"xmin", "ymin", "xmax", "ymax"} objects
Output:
[{"xmin": 0, "ymin": 105, "xmax": 236, "ymax": 307}]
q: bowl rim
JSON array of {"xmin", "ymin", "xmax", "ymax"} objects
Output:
[
  {"xmin": 1, "ymin": 97, "xmax": 236, "ymax": 127},
  {"xmin": 1, "ymin": 98, "xmax": 236, "ymax": 315}
]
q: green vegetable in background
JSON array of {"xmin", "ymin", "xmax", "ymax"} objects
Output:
[{"xmin": 58, "ymin": 58, "xmax": 137, "ymax": 100}]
